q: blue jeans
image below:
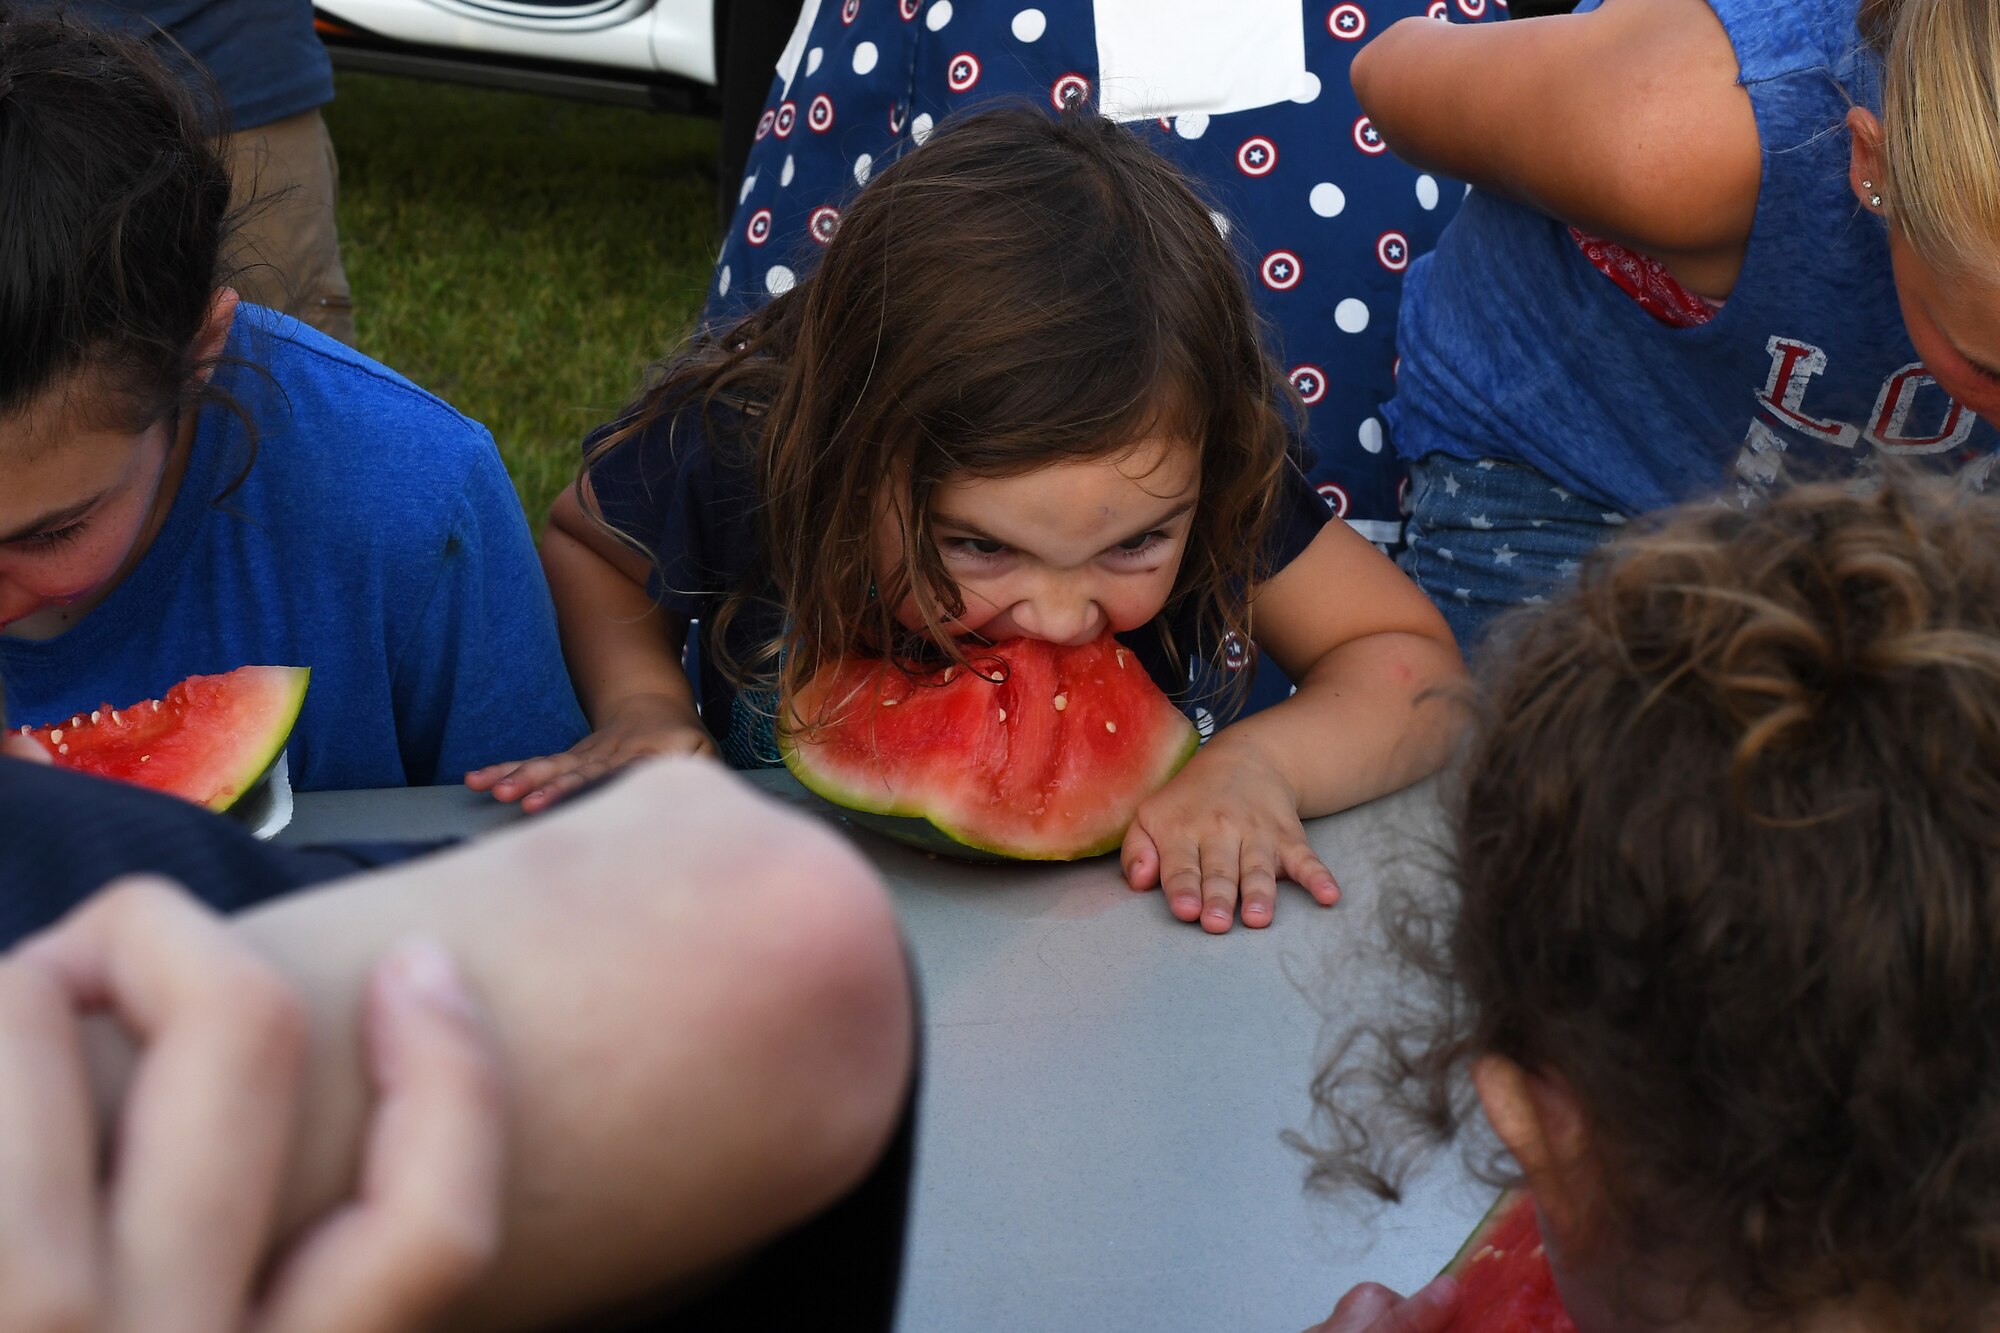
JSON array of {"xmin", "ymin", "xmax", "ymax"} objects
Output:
[{"xmin": 1397, "ymin": 454, "xmax": 1625, "ymax": 654}]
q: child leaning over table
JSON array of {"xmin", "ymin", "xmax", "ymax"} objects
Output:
[
  {"xmin": 1300, "ymin": 474, "xmax": 2000, "ymax": 1332},
  {"xmin": 474, "ymin": 105, "xmax": 1466, "ymax": 935}
]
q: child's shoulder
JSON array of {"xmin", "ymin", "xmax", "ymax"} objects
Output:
[
  {"xmin": 229, "ymin": 305, "xmax": 497, "ymax": 478},
  {"xmin": 214, "ymin": 306, "xmax": 521, "ymax": 552}
]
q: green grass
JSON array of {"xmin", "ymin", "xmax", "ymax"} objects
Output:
[{"xmin": 326, "ymin": 72, "xmax": 723, "ymax": 525}]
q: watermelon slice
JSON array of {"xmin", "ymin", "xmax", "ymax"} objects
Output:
[
  {"xmin": 19, "ymin": 666, "xmax": 310, "ymax": 813},
  {"xmin": 1439, "ymin": 1191, "xmax": 1579, "ymax": 1333},
  {"xmin": 781, "ymin": 633, "xmax": 1198, "ymax": 861}
]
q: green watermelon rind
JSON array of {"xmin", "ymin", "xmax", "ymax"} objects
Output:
[
  {"xmin": 782, "ymin": 716, "xmax": 1198, "ymax": 863},
  {"xmin": 1442, "ymin": 1189, "xmax": 1526, "ymax": 1276},
  {"xmin": 207, "ymin": 667, "xmax": 311, "ymax": 812}
]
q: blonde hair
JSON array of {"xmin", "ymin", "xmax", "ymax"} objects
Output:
[{"xmin": 1862, "ymin": 0, "xmax": 2000, "ymax": 283}]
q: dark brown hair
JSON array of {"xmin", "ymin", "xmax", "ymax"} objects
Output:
[
  {"xmin": 0, "ymin": 5, "xmax": 233, "ymax": 433},
  {"xmin": 586, "ymin": 103, "xmax": 1294, "ymax": 720},
  {"xmin": 1298, "ymin": 476, "xmax": 2000, "ymax": 1329}
]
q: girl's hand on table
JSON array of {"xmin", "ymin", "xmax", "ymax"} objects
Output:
[
  {"xmin": 1120, "ymin": 737, "xmax": 1340, "ymax": 933},
  {"xmin": 0, "ymin": 878, "xmax": 505, "ymax": 1333},
  {"xmin": 466, "ymin": 693, "xmax": 716, "ymax": 813},
  {"xmin": 1304, "ymin": 1278, "xmax": 1460, "ymax": 1333}
]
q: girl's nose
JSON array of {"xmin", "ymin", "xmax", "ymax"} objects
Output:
[{"xmin": 1015, "ymin": 594, "xmax": 1103, "ymax": 646}]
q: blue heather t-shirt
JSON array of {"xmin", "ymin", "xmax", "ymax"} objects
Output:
[
  {"xmin": 0, "ymin": 306, "xmax": 586, "ymax": 791},
  {"xmin": 1386, "ymin": 0, "xmax": 2000, "ymax": 514},
  {"xmin": 37, "ymin": 0, "xmax": 333, "ymax": 130},
  {"xmin": 587, "ymin": 401, "xmax": 1331, "ymax": 769}
]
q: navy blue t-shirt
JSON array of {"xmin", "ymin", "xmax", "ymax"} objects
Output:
[
  {"xmin": 39, "ymin": 0, "xmax": 333, "ymax": 130},
  {"xmin": 0, "ymin": 756, "xmax": 426, "ymax": 948},
  {"xmin": 586, "ymin": 400, "xmax": 1331, "ymax": 768}
]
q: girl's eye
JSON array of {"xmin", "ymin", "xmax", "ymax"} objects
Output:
[
  {"xmin": 16, "ymin": 521, "xmax": 90, "ymax": 551},
  {"xmin": 944, "ymin": 536, "xmax": 1009, "ymax": 560},
  {"xmin": 1111, "ymin": 530, "xmax": 1167, "ymax": 559}
]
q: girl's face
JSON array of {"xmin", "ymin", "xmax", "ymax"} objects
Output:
[
  {"xmin": 0, "ymin": 386, "xmax": 182, "ymax": 640},
  {"xmin": 1883, "ymin": 227, "xmax": 2000, "ymax": 426},
  {"xmin": 875, "ymin": 435, "xmax": 1201, "ymax": 646}
]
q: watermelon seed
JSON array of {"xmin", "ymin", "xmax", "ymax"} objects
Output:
[
  {"xmin": 49, "ymin": 729, "xmax": 62, "ymax": 744},
  {"xmin": 882, "ymin": 697, "xmax": 900, "ymax": 707},
  {"xmin": 70, "ymin": 716, "xmax": 81, "ymax": 728},
  {"xmin": 152, "ymin": 700, "xmax": 160, "ymax": 712},
  {"xmin": 1474, "ymin": 1246, "xmax": 1494, "ymax": 1263},
  {"xmin": 90, "ymin": 710, "xmax": 102, "ymax": 724},
  {"xmin": 111, "ymin": 711, "xmax": 122, "ymax": 725},
  {"xmin": 57, "ymin": 743, "xmax": 68, "ymax": 755},
  {"xmin": 998, "ymin": 708, "xmax": 1007, "ymax": 721},
  {"xmin": 1115, "ymin": 648, "xmax": 1127, "ymax": 669},
  {"xmin": 141, "ymin": 755, "xmax": 150, "ymax": 763},
  {"xmin": 1053, "ymin": 694, "xmax": 1068, "ymax": 711},
  {"xmin": 1105, "ymin": 720, "xmax": 1117, "ymax": 733},
  {"xmin": 942, "ymin": 667, "xmax": 956, "ymax": 683}
]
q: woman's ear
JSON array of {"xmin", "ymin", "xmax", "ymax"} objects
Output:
[
  {"xmin": 1847, "ymin": 106, "xmax": 1887, "ymax": 214},
  {"xmin": 190, "ymin": 287, "xmax": 241, "ymax": 385},
  {"xmin": 1471, "ymin": 1055, "xmax": 1599, "ymax": 1260}
]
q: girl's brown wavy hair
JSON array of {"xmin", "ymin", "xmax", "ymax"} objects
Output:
[
  {"xmin": 1295, "ymin": 475, "xmax": 2000, "ymax": 1329},
  {"xmin": 585, "ymin": 103, "xmax": 1294, "ymax": 722}
]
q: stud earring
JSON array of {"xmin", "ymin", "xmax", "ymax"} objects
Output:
[{"xmin": 1863, "ymin": 179, "xmax": 1884, "ymax": 209}]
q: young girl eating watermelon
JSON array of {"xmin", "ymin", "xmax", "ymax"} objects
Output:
[
  {"xmin": 0, "ymin": 10, "xmax": 585, "ymax": 791},
  {"xmin": 473, "ymin": 105, "xmax": 1466, "ymax": 933},
  {"xmin": 1299, "ymin": 474, "xmax": 2000, "ymax": 1331}
]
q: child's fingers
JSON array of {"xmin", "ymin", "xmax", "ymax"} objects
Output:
[
  {"xmin": 518, "ymin": 765, "xmax": 608, "ymax": 815},
  {"xmin": 251, "ymin": 938, "xmax": 504, "ymax": 1333},
  {"xmin": 1281, "ymin": 840, "xmax": 1342, "ymax": 907},
  {"xmin": 0, "ymin": 958, "xmax": 99, "ymax": 1333},
  {"xmin": 20, "ymin": 879, "xmax": 307, "ymax": 1333},
  {"xmin": 1156, "ymin": 834, "xmax": 1206, "ymax": 924},
  {"xmin": 1374, "ymin": 1276, "xmax": 1459, "ymax": 1332},
  {"xmin": 483, "ymin": 756, "xmax": 579, "ymax": 804},
  {"xmin": 1198, "ymin": 838, "xmax": 1242, "ymax": 934},
  {"xmin": 1120, "ymin": 824, "xmax": 1161, "ymax": 891},
  {"xmin": 1238, "ymin": 844, "xmax": 1281, "ymax": 930}
]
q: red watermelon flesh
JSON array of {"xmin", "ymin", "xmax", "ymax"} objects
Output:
[
  {"xmin": 781, "ymin": 633, "xmax": 1198, "ymax": 860},
  {"xmin": 19, "ymin": 666, "xmax": 310, "ymax": 813},
  {"xmin": 1440, "ymin": 1191, "xmax": 1579, "ymax": 1333}
]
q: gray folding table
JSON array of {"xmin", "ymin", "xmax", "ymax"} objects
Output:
[{"xmin": 277, "ymin": 770, "xmax": 1496, "ymax": 1332}]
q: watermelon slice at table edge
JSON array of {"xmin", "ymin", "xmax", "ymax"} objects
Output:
[
  {"xmin": 20, "ymin": 666, "xmax": 309, "ymax": 813},
  {"xmin": 1439, "ymin": 1190, "xmax": 1579, "ymax": 1333},
  {"xmin": 781, "ymin": 633, "xmax": 1198, "ymax": 861}
]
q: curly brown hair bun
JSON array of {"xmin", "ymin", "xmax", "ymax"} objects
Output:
[{"xmin": 1300, "ymin": 474, "xmax": 2000, "ymax": 1329}]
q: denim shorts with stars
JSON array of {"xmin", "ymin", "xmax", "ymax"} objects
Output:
[{"xmin": 1397, "ymin": 452, "xmax": 1626, "ymax": 656}]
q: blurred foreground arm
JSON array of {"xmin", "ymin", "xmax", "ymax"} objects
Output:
[{"xmin": 75, "ymin": 759, "xmax": 916, "ymax": 1331}]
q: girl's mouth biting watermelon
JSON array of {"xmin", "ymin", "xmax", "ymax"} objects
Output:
[{"xmin": 781, "ymin": 632, "xmax": 1196, "ymax": 861}]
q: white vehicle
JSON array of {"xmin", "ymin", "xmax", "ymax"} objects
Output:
[{"xmin": 313, "ymin": 0, "xmax": 721, "ymax": 111}]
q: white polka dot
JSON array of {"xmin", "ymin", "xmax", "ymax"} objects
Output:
[
  {"xmin": 1209, "ymin": 210, "xmax": 1230, "ymax": 239},
  {"xmin": 806, "ymin": 46, "xmax": 823, "ymax": 76},
  {"xmin": 738, "ymin": 172, "xmax": 757, "ymax": 204},
  {"xmin": 1175, "ymin": 112, "xmax": 1209, "ymax": 140},
  {"xmin": 852, "ymin": 41, "xmax": 878, "ymax": 75},
  {"xmin": 1335, "ymin": 298, "xmax": 1370, "ymax": 333},
  {"xmin": 1359, "ymin": 417, "xmax": 1385, "ymax": 453},
  {"xmin": 854, "ymin": 153, "xmax": 874, "ymax": 185},
  {"xmin": 1309, "ymin": 182, "xmax": 1346, "ymax": 218},
  {"xmin": 1291, "ymin": 71, "xmax": 1322, "ymax": 104},
  {"xmin": 926, "ymin": 0, "xmax": 953, "ymax": 30},
  {"xmin": 1012, "ymin": 7, "xmax": 1046, "ymax": 41},
  {"xmin": 911, "ymin": 112, "xmax": 935, "ymax": 144},
  {"xmin": 1416, "ymin": 174, "xmax": 1440, "ymax": 210},
  {"xmin": 766, "ymin": 265, "xmax": 797, "ymax": 295},
  {"xmin": 718, "ymin": 264, "xmax": 731, "ymax": 297}
]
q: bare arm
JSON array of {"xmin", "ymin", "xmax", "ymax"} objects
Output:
[
  {"xmin": 1350, "ymin": 0, "xmax": 1761, "ymax": 297},
  {"xmin": 92, "ymin": 761, "xmax": 916, "ymax": 1331},
  {"xmin": 1215, "ymin": 520, "xmax": 1465, "ymax": 820},
  {"xmin": 469, "ymin": 481, "xmax": 716, "ymax": 806},
  {"xmin": 1122, "ymin": 521, "xmax": 1467, "ymax": 933}
]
